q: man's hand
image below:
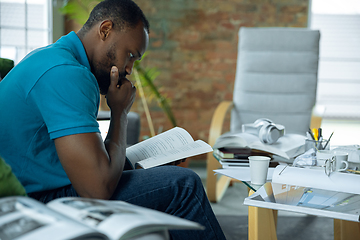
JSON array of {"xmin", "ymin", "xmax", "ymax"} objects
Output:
[
  {"xmin": 106, "ymin": 66, "xmax": 136, "ymax": 115},
  {"xmin": 55, "ymin": 66, "xmax": 135, "ymax": 200}
]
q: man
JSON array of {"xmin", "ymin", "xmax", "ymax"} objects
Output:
[{"xmin": 0, "ymin": 0, "xmax": 226, "ymax": 239}]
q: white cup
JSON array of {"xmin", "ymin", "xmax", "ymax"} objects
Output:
[
  {"xmin": 333, "ymin": 151, "xmax": 349, "ymax": 172},
  {"xmin": 317, "ymin": 150, "xmax": 349, "ymax": 172},
  {"xmin": 316, "ymin": 150, "xmax": 333, "ymax": 167},
  {"xmin": 248, "ymin": 156, "xmax": 271, "ymax": 185}
]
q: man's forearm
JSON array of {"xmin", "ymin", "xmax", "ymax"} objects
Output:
[{"xmin": 103, "ymin": 111, "xmax": 128, "ymax": 191}]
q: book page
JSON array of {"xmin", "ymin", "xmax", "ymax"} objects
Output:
[
  {"xmin": 0, "ymin": 197, "xmax": 106, "ymax": 240},
  {"xmin": 212, "ymin": 132, "xmax": 256, "ymax": 149},
  {"xmin": 213, "ymin": 133, "xmax": 306, "ymax": 160},
  {"xmin": 272, "ymin": 165, "xmax": 360, "ymax": 195},
  {"xmin": 138, "ymin": 140, "xmax": 213, "ymax": 169},
  {"xmin": 249, "ymin": 134, "xmax": 306, "ymax": 159},
  {"xmin": 126, "ymin": 127, "xmax": 195, "ymax": 168},
  {"xmin": 47, "ymin": 197, "xmax": 203, "ymax": 240}
]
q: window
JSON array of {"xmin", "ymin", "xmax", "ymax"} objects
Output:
[
  {"xmin": 310, "ymin": 0, "xmax": 360, "ymax": 145},
  {"xmin": 0, "ymin": 0, "xmax": 52, "ymax": 64},
  {"xmin": 310, "ymin": 0, "xmax": 360, "ymax": 119}
]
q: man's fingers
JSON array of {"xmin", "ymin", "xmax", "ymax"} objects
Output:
[{"xmin": 110, "ymin": 66, "xmax": 119, "ymax": 88}]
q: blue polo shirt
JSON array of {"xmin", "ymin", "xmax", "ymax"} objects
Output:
[{"xmin": 0, "ymin": 32, "xmax": 100, "ymax": 193}]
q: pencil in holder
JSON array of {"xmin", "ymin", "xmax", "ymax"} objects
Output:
[{"xmin": 305, "ymin": 139, "xmax": 330, "ymax": 151}]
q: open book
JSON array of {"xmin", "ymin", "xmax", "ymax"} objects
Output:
[
  {"xmin": 243, "ymin": 165, "xmax": 360, "ymax": 222},
  {"xmin": 213, "ymin": 132, "xmax": 306, "ymax": 161},
  {"xmin": 0, "ymin": 196, "xmax": 203, "ymax": 240},
  {"xmin": 126, "ymin": 127, "xmax": 213, "ymax": 169}
]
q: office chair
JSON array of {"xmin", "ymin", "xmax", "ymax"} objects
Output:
[
  {"xmin": 206, "ymin": 27, "xmax": 323, "ymax": 203},
  {"xmin": 97, "ymin": 111, "xmax": 141, "ymax": 147}
]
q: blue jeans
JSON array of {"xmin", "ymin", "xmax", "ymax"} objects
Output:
[{"xmin": 29, "ymin": 165, "xmax": 226, "ymax": 240}]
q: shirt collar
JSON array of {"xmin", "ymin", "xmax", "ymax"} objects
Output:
[{"xmin": 57, "ymin": 31, "xmax": 91, "ymax": 70}]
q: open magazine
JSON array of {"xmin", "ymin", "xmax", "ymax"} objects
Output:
[
  {"xmin": 212, "ymin": 132, "xmax": 306, "ymax": 161},
  {"xmin": 0, "ymin": 196, "xmax": 204, "ymax": 240},
  {"xmin": 243, "ymin": 165, "xmax": 360, "ymax": 222},
  {"xmin": 126, "ymin": 127, "xmax": 213, "ymax": 169}
]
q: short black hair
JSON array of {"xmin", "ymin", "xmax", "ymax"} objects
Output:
[{"xmin": 81, "ymin": 0, "xmax": 149, "ymax": 34}]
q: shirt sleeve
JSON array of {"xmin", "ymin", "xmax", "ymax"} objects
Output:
[{"xmin": 29, "ymin": 64, "xmax": 100, "ymax": 139}]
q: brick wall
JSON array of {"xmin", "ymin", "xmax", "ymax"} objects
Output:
[
  {"xmin": 66, "ymin": 0, "xmax": 310, "ymax": 161},
  {"xmin": 130, "ymin": 0, "xmax": 309, "ymax": 159}
]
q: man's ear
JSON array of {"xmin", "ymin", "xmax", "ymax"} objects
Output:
[{"xmin": 99, "ymin": 20, "xmax": 114, "ymax": 41}]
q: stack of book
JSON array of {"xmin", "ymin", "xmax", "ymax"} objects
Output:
[
  {"xmin": 213, "ymin": 147, "xmax": 253, "ymax": 168},
  {"xmin": 213, "ymin": 132, "xmax": 307, "ymax": 167}
]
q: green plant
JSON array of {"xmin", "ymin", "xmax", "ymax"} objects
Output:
[
  {"xmin": 0, "ymin": 57, "xmax": 14, "ymax": 80},
  {"xmin": 59, "ymin": 0, "xmax": 177, "ymax": 135},
  {"xmin": 59, "ymin": 0, "xmax": 99, "ymax": 25}
]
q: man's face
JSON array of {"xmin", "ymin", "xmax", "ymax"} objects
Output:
[{"xmin": 92, "ymin": 22, "xmax": 149, "ymax": 95}]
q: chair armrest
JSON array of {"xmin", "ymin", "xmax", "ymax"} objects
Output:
[
  {"xmin": 208, "ymin": 101, "xmax": 234, "ymax": 147},
  {"xmin": 310, "ymin": 104, "xmax": 326, "ymax": 129},
  {"xmin": 206, "ymin": 101, "xmax": 233, "ymax": 202}
]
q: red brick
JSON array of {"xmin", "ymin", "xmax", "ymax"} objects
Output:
[{"xmin": 130, "ymin": 0, "xmax": 309, "ymax": 142}]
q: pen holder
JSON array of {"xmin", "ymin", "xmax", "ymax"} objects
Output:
[{"xmin": 305, "ymin": 139, "xmax": 330, "ymax": 151}]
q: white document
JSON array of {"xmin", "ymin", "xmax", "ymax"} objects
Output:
[{"xmin": 126, "ymin": 127, "xmax": 213, "ymax": 169}]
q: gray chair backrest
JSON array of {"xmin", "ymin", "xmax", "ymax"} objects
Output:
[
  {"xmin": 97, "ymin": 111, "xmax": 140, "ymax": 146},
  {"xmin": 231, "ymin": 27, "xmax": 320, "ymax": 135}
]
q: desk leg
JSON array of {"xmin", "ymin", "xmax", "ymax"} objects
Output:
[
  {"xmin": 248, "ymin": 190, "xmax": 278, "ymax": 240},
  {"xmin": 334, "ymin": 219, "xmax": 360, "ymax": 240}
]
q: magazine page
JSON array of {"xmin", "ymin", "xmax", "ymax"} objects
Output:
[
  {"xmin": 272, "ymin": 165, "xmax": 360, "ymax": 195},
  {"xmin": 46, "ymin": 197, "xmax": 204, "ymax": 240},
  {"xmin": 0, "ymin": 196, "xmax": 106, "ymax": 240},
  {"xmin": 244, "ymin": 182, "xmax": 360, "ymax": 222},
  {"xmin": 126, "ymin": 127, "xmax": 198, "ymax": 168}
]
